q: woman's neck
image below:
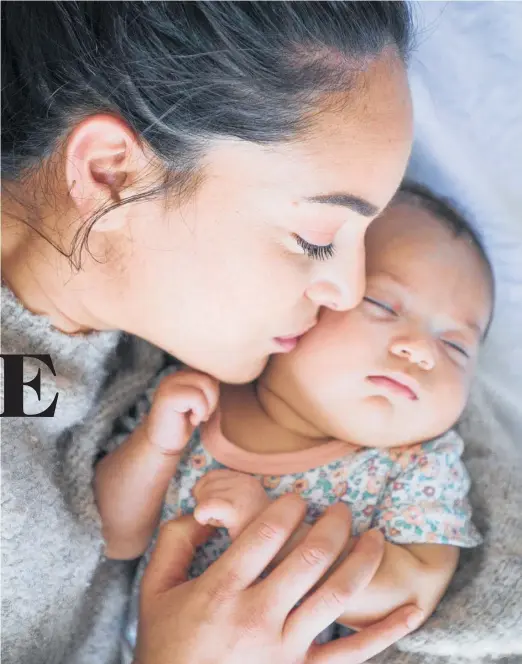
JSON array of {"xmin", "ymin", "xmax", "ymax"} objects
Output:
[{"xmin": 1, "ymin": 195, "xmax": 104, "ymax": 334}]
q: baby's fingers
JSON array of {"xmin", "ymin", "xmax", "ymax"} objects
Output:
[
  {"xmin": 194, "ymin": 499, "xmax": 239, "ymax": 531},
  {"xmin": 148, "ymin": 387, "xmax": 208, "ymax": 450},
  {"xmin": 172, "ymin": 372, "xmax": 219, "ymax": 421},
  {"xmin": 193, "ymin": 469, "xmax": 244, "ymax": 498},
  {"xmin": 190, "ymin": 374, "xmax": 220, "ymax": 418},
  {"xmin": 170, "ymin": 387, "xmax": 209, "ymax": 424}
]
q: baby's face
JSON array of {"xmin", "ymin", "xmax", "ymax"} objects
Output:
[{"xmin": 260, "ymin": 202, "xmax": 493, "ymax": 448}]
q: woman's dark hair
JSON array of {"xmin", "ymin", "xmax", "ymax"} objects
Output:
[{"xmin": 2, "ymin": 1, "xmax": 413, "ymax": 263}]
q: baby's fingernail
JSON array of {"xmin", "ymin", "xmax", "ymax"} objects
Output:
[
  {"xmin": 406, "ymin": 607, "xmax": 424, "ymax": 629},
  {"xmin": 194, "ymin": 508, "xmax": 208, "ymax": 524}
]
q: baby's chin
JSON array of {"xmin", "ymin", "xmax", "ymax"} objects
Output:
[
  {"xmin": 341, "ymin": 428, "xmax": 418, "ymax": 450},
  {"xmin": 340, "ymin": 428, "xmax": 428, "ymax": 450},
  {"xmin": 330, "ymin": 398, "xmax": 446, "ymax": 449}
]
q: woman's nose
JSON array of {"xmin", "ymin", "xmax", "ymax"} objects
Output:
[
  {"xmin": 389, "ymin": 338, "xmax": 436, "ymax": 370},
  {"xmin": 305, "ymin": 247, "xmax": 365, "ymax": 312}
]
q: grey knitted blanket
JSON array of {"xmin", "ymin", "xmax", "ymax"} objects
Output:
[{"xmin": 1, "ymin": 285, "xmax": 166, "ymax": 664}]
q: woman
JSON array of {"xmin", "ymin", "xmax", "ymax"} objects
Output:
[{"xmin": 1, "ymin": 2, "xmax": 416, "ymax": 663}]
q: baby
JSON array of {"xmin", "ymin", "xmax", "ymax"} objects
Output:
[{"xmin": 95, "ymin": 184, "xmax": 493, "ymax": 651}]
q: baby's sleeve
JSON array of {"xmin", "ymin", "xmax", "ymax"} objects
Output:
[{"xmin": 372, "ymin": 431, "xmax": 482, "ymax": 547}]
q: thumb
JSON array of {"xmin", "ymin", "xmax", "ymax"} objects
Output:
[{"xmin": 141, "ymin": 516, "xmax": 213, "ymax": 598}]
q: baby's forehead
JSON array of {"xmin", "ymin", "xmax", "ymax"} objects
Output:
[
  {"xmin": 365, "ymin": 205, "xmax": 494, "ymax": 333},
  {"xmin": 372, "ymin": 191, "xmax": 493, "ymax": 284},
  {"xmin": 365, "ymin": 203, "xmax": 450, "ymax": 266},
  {"xmin": 366, "ymin": 201, "xmax": 488, "ymax": 278}
]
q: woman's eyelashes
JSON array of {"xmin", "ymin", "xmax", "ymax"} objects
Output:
[
  {"xmin": 363, "ymin": 295, "xmax": 398, "ymax": 316},
  {"xmin": 293, "ymin": 234, "xmax": 335, "ymax": 261}
]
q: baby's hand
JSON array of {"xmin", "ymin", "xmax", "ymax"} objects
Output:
[
  {"xmin": 144, "ymin": 370, "xmax": 219, "ymax": 455},
  {"xmin": 193, "ymin": 469, "xmax": 271, "ymax": 539}
]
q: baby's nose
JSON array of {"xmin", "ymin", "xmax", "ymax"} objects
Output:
[{"xmin": 390, "ymin": 339, "xmax": 435, "ymax": 371}]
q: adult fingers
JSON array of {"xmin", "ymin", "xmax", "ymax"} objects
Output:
[
  {"xmin": 285, "ymin": 529, "xmax": 384, "ymax": 646},
  {"xmin": 305, "ymin": 604, "xmax": 425, "ymax": 664},
  {"xmin": 260, "ymin": 502, "xmax": 352, "ymax": 617},
  {"xmin": 140, "ymin": 516, "xmax": 213, "ymax": 598},
  {"xmin": 197, "ymin": 493, "xmax": 307, "ymax": 596}
]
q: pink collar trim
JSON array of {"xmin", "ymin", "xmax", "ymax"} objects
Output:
[{"xmin": 201, "ymin": 410, "xmax": 357, "ymax": 475}]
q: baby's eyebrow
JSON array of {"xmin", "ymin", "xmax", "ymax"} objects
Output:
[
  {"xmin": 464, "ymin": 321, "xmax": 483, "ymax": 338},
  {"xmin": 366, "ymin": 271, "xmax": 408, "ymax": 289}
]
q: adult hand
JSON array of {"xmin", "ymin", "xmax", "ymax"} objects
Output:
[{"xmin": 135, "ymin": 494, "xmax": 424, "ymax": 664}]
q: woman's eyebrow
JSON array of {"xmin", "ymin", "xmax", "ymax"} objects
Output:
[{"xmin": 305, "ymin": 193, "xmax": 380, "ymax": 217}]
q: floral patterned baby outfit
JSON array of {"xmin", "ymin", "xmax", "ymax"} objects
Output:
[
  {"xmin": 170, "ymin": 412, "xmax": 481, "ymax": 576},
  {"xmin": 123, "ymin": 410, "xmax": 481, "ymax": 658}
]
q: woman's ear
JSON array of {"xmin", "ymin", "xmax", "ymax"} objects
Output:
[{"xmin": 65, "ymin": 114, "xmax": 155, "ymax": 231}]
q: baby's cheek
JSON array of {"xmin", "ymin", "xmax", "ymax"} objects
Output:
[
  {"xmin": 432, "ymin": 377, "xmax": 468, "ymax": 431},
  {"xmin": 451, "ymin": 373, "xmax": 470, "ymax": 410}
]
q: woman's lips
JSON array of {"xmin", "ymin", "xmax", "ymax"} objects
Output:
[
  {"xmin": 366, "ymin": 375, "xmax": 419, "ymax": 401},
  {"xmin": 273, "ymin": 334, "xmax": 302, "ymax": 352},
  {"xmin": 273, "ymin": 320, "xmax": 317, "ymax": 353}
]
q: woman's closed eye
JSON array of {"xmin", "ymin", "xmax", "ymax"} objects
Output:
[
  {"xmin": 293, "ymin": 234, "xmax": 335, "ymax": 261},
  {"xmin": 363, "ymin": 296, "xmax": 398, "ymax": 316}
]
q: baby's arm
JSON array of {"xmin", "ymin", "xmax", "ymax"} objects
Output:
[
  {"xmin": 193, "ymin": 472, "xmax": 462, "ymax": 628},
  {"xmin": 331, "ymin": 539, "xmax": 459, "ymax": 629},
  {"xmin": 338, "ymin": 435, "xmax": 479, "ymax": 627},
  {"xmin": 259, "ymin": 524, "xmax": 457, "ymax": 627},
  {"xmin": 94, "ymin": 371, "xmax": 219, "ymax": 560}
]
